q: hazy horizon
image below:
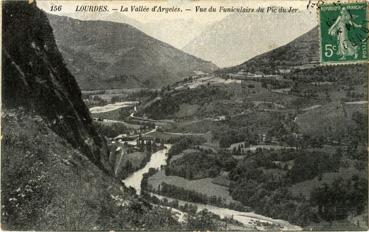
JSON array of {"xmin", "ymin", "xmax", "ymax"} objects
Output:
[{"xmin": 38, "ymin": 1, "xmax": 317, "ymax": 67}]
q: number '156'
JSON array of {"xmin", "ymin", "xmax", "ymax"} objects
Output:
[{"xmin": 50, "ymin": 5, "xmax": 62, "ymax": 11}]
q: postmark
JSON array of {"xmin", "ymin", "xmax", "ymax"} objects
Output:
[{"xmin": 319, "ymin": 1, "xmax": 368, "ymax": 64}]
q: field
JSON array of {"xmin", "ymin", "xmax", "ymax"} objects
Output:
[
  {"xmin": 89, "ymin": 101, "xmax": 138, "ymax": 114},
  {"xmin": 169, "ymin": 149, "xmax": 198, "ymax": 164},
  {"xmin": 173, "ymin": 76, "xmax": 241, "ymax": 90},
  {"xmin": 295, "ymin": 101, "xmax": 367, "ymax": 138},
  {"xmin": 91, "ymin": 108, "xmax": 131, "ymax": 121},
  {"xmin": 143, "ymin": 131, "xmax": 211, "ymax": 143},
  {"xmin": 148, "ymin": 170, "xmax": 237, "ymax": 204},
  {"xmin": 174, "ymin": 103, "xmax": 200, "ymax": 118},
  {"xmin": 172, "ymin": 119, "xmax": 219, "ymax": 133},
  {"xmin": 97, "ymin": 119, "xmax": 142, "ymax": 130},
  {"xmin": 228, "ymin": 142, "xmax": 295, "ymax": 152},
  {"xmin": 289, "ymin": 166, "xmax": 365, "ymax": 198},
  {"xmin": 82, "ymin": 88, "xmax": 146, "ymax": 101},
  {"xmin": 245, "ymin": 88, "xmax": 314, "ymax": 109},
  {"xmin": 89, "ymin": 102, "xmax": 137, "ymax": 120},
  {"xmin": 305, "ymin": 219, "xmax": 365, "ymax": 231}
]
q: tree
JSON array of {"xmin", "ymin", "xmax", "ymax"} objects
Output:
[
  {"xmin": 187, "ymin": 209, "xmax": 217, "ymax": 231},
  {"xmin": 261, "ymin": 82, "xmax": 268, "ymax": 89}
]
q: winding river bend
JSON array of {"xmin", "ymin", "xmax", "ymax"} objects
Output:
[
  {"xmin": 122, "ymin": 145, "xmax": 171, "ymax": 195},
  {"xmin": 122, "ymin": 146, "xmax": 301, "ymax": 230}
]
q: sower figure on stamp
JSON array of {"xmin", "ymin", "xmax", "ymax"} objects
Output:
[{"xmin": 328, "ymin": 7, "xmax": 362, "ymax": 60}]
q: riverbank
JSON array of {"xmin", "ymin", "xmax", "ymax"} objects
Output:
[
  {"xmin": 122, "ymin": 145, "xmax": 302, "ymax": 230},
  {"xmin": 150, "ymin": 193, "xmax": 302, "ymax": 231},
  {"xmin": 122, "ymin": 145, "xmax": 171, "ymax": 194}
]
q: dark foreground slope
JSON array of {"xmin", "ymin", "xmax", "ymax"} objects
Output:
[
  {"xmin": 2, "ymin": 0, "xmax": 111, "ymax": 172},
  {"xmin": 1, "ymin": 1, "xmax": 180, "ymax": 230},
  {"xmin": 47, "ymin": 14, "xmax": 217, "ymax": 90},
  {"xmin": 2, "ymin": 110, "xmax": 179, "ymax": 230}
]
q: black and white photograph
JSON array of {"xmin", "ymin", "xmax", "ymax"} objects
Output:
[{"xmin": 1, "ymin": 0, "xmax": 368, "ymax": 230}]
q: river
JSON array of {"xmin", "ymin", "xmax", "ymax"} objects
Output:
[
  {"xmin": 122, "ymin": 146, "xmax": 301, "ymax": 230},
  {"xmin": 151, "ymin": 193, "xmax": 301, "ymax": 230},
  {"xmin": 89, "ymin": 101, "xmax": 138, "ymax": 113},
  {"xmin": 122, "ymin": 144, "xmax": 171, "ymax": 195}
]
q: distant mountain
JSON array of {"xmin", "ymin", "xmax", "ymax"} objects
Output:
[
  {"xmin": 219, "ymin": 26, "xmax": 319, "ymax": 74},
  {"xmin": 44, "ymin": 12, "xmax": 208, "ymax": 50},
  {"xmin": 143, "ymin": 18, "xmax": 207, "ymax": 49},
  {"xmin": 183, "ymin": 13, "xmax": 317, "ymax": 67},
  {"xmin": 97, "ymin": 13, "xmax": 206, "ymax": 49},
  {"xmin": 97, "ymin": 12, "xmax": 144, "ymax": 30},
  {"xmin": 46, "ymin": 14, "xmax": 217, "ymax": 90}
]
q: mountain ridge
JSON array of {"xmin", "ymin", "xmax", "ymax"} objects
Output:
[
  {"xmin": 46, "ymin": 13, "xmax": 217, "ymax": 90},
  {"xmin": 184, "ymin": 13, "xmax": 317, "ymax": 68},
  {"xmin": 217, "ymin": 26, "xmax": 320, "ymax": 74}
]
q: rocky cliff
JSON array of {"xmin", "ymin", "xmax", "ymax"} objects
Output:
[
  {"xmin": 2, "ymin": 0, "xmax": 111, "ymax": 172},
  {"xmin": 1, "ymin": 1, "xmax": 181, "ymax": 230}
]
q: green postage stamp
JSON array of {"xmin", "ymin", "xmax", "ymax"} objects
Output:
[{"xmin": 319, "ymin": 1, "xmax": 368, "ymax": 64}]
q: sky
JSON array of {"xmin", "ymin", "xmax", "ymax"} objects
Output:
[
  {"xmin": 38, "ymin": 0, "xmax": 231, "ymax": 24},
  {"xmin": 38, "ymin": 0, "xmax": 317, "ymax": 23},
  {"xmin": 37, "ymin": 0, "xmax": 318, "ymax": 67}
]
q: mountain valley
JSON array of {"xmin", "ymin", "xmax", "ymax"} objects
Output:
[
  {"xmin": 2, "ymin": 1, "xmax": 368, "ymax": 230},
  {"xmin": 90, "ymin": 19, "xmax": 368, "ymax": 230}
]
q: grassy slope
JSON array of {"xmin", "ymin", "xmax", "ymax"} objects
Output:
[
  {"xmin": 122, "ymin": 152, "xmax": 147, "ymax": 169},
  {"xmin": 1, "ymin": 109, "xmax": 180, "ymax": 230},
  {"xmin": 91, "ymin": 108, "xmax": 130, "ymax": 121},
  {"xmin": 47, "ymin": 14, "xmax": 217, "ymax": 90},
  {"xmin": 295, "ymin": 102, "xmax": 367, "ymax": 137}
]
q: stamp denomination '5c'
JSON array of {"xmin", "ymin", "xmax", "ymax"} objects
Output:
[{"xmin": 319, "ymin": 2, "xmax": 368, "ymax": 64}]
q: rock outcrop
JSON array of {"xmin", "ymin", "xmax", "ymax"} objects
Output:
[{"xmin": 2, "ymin": 0, "xmax": 111, "ymax": 172}]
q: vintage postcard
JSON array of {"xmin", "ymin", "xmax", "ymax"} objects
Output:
[{"xmin": 1, "ymin": 0, "xmax": 368, "ymax": 231}]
